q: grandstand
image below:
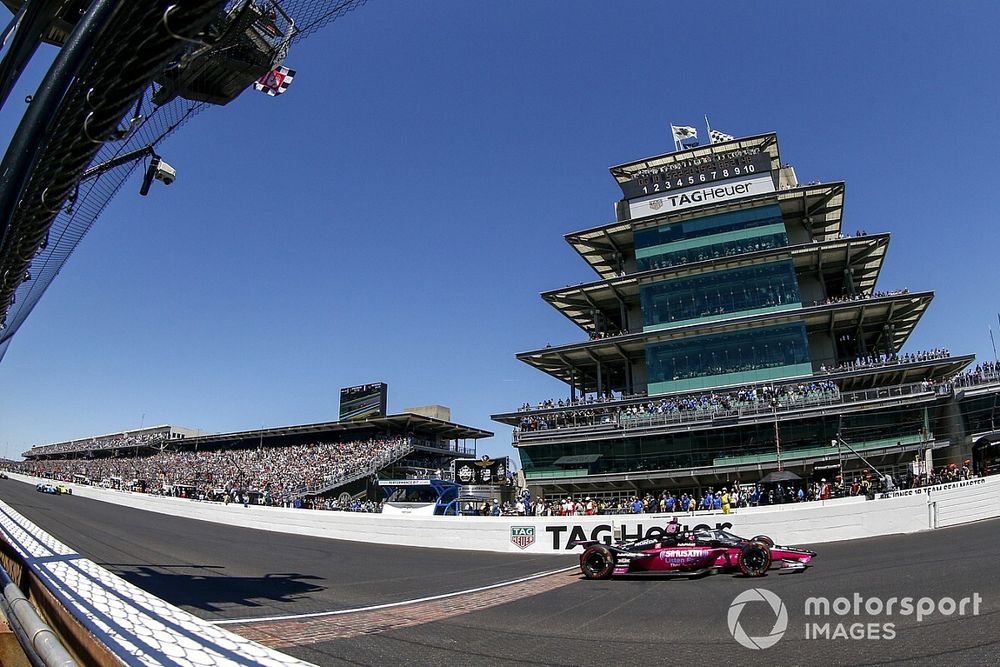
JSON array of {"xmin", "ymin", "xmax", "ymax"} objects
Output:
[
  {"xmin": 19, "ymin": 413, "xmax": 492, "ymax": 502},
  {"xmin": 492, "ymin": 130, "xmax": 1000, "ymax": 498}
]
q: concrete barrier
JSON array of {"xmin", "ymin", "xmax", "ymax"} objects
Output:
[{"xmin": 8, "ymin": 474, "xmax": 1000, "ymax": 554}]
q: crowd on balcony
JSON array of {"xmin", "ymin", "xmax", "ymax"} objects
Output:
[
  {"xmin": 15, "ymin": 436, "xmax": 410, "ymax": 501},
  {"xmin": 518, "ymin": 392, "xmax": 626, "ymax": 412},
  {"xmin": 813, "ymin": 288, "xmax": 909, "ymax": 306},
  {"xmin": 516, "ymin": 380, "xmax": 840, "ymax": 433},
  {"xmin": 949, "ymin": 361, "xmax": 1000, "ymax": 387},
  {"xmin": 589, "ymin": 328, "xmax": 628, "ymax": 340},
  {"xmin": 831, "ymin": 229, "xmax": 870, "ymax": 240},
  {"xmin": 818, "ymin": 348, "xmax": 951, "ymax": 374},
  {"xmin": 624, "ymin": 380, "xmax": 839, "ymax": 419},
  {"xmin": 637, "ymin": 234, "xmax": 787, "ymax": 272}
]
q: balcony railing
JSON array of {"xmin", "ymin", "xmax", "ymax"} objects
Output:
[{"xmin": 513, "ymin": 381, "xmax": 938, "ymax": 443}]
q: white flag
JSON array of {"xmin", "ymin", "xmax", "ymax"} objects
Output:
[
  {"xmin": 710, "ymin": 129, "xmax": 735, "ymax": 144},
  {"xmin": 671, "ymin": 125, "xmax": 698, "ymax": 143}
]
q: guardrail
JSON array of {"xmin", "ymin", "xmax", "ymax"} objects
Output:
[
  {"xmin": 0, "ymin": 561, "xmax": 78, "ymax": 666},
  {"xmin": 0, "ymin": 494, "xmax": 313, "ymax": 665}
]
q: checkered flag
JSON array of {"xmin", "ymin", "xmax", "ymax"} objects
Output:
[
  {"xmin": 254, "ymin": 66, "xmax": 296, "ymax": 97},
  {"xmin": 710, "ymin": 129, "xmax": 736, "ymax": 144}
]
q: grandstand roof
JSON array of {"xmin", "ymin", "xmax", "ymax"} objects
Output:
[
  {"xmin": 154, "ymin": 413, "xmax": 493, "ymax": 449},
  {"xmin": 21, "ymin": 413, "xmax": 492, "ymax": 460},
  {"xmin": 517, "ymin": 291, "xmax": 934, "ymax": 391},
  {"xmin": 542, "ymin": 234, "xmax": 890, "ymax": 333},
  {"xmin": 566, "ymin": 181, "xmax": 846, "ymax": 279}
]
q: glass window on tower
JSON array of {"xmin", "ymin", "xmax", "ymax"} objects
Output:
[
  {"xmin": 640, "ymin": 260, "xmax": 801, "ymax": 331},
  {"xmin": 645, "ymin": 322, "xmax": 812, "ymax": 393},
  {"xmin": 635, "ymin": 204, "xmax": 788, "ymax": 272}
]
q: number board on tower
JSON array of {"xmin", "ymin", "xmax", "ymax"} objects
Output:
[{"xmin": 619, "ymin": 150, "xmax": 772, "ymax": 200}]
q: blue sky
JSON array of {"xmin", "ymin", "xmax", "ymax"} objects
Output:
[{"xmin": 1, "ymin": 1, "xmax": 999, "ymax": 462}]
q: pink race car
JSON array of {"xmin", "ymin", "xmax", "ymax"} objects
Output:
[{"xmin": 576, "ymin": 525, "xmax": 816, "ymax": 579}]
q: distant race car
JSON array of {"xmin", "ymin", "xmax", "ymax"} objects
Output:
[
  {"xmin": 56, "ymin": 484, "xmax": 72, "ymax": 495},
  {"xmin": 35, "ymin": 483, "xmax": 58, "ymax": 494},
  {"xmin": 576, "ymin": 523, "xmax": 816, "ymax": 579}
]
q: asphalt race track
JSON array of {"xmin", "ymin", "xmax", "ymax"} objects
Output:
[{"xmin": 2, "ymin": 481, "xmax": 999, "ymax": 666}]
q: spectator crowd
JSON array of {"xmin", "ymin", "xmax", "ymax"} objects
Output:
[
  {"xmin": 16, "ymin": 436, "xmax": 411, "ymax": 503},
  {"xmin": 517, "ymin": 380, "xmax": 840, "ymax": 433},
  {"xmin": 818, "ymin": 348, "xmax": 951, "ymax": 373},
  {"xmin": 950, "ymin": 361, "xmax": 1000, "ymax": 388},
  {"xmin": 813, "ymin": 287, "xmax": 909, "ymax": 306}
]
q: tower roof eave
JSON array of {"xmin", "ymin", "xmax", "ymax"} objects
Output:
[
  {"xmin": 566, "ymin": 181, "xmax": 846, "ymax": 279},
  {"xmin": 517, "ymin": 291, "xmax": 933, "ymax": 389},
  {"xmin": 608, "ymin": 132, "xmax": 781, "ymax": 185},
  {"xmin": 542, "ymin": 233, "xmax": 890, "ymax": 332}
]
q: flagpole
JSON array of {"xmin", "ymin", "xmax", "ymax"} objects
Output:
[
  {"xmin": 996, "ymin": 312, "xmax": 1000, "ymax": 361},
  {"xmin": 670, "ymin": 122, "xmax": 679, "ymax": 151}
]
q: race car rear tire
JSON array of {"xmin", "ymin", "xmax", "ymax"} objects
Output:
[
  {"xmin": 581, "ymin": 545, "xmax": 615, "ymax": 580},
  {"xmin": 750, "ymin": 534, "xmax": 774, "ymax": 548},
  {"xmin": 738, "ymin": 541, "xmax": 772, "ymax": 577}
]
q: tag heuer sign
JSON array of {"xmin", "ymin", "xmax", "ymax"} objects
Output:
[{"xmin": 511, "ymin": 526, "xmax": 535, "ymax": 550}]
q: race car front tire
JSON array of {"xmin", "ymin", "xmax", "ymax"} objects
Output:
[
  {"xmin": 738, "ymin": 541, "xmax": 772, "ymax": 577},
  {"xmin": 581, "ymin": 545, "xmax": 615, "ymax": 580}
]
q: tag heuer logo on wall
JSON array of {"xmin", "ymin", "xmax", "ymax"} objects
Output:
[
  {"xmin": 511, "ymin": 526, "xmax": 535, "ymax": 550},
  {"xmin": 649, "ymin": 199, "xmax": 664, "ymax": 210}
]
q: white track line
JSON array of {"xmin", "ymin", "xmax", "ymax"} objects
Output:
[{"xmin": 212, "ymin": 565, "xmax": 578, "ymax": 625}]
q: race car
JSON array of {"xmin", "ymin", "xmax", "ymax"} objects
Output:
[
  {"xmin": 35, "ymin": 483, "xmax": 58, "ymax": 494},
  {"xmin": 56, "ymin": 484, "xmax": 72, "ymax": 495},
  {"xmin": 576, "ymin": 523, "xmax": 816, "ymax": 579}
]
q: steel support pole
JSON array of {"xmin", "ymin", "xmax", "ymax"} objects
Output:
[
  {"xmin": 0, "ymin": 565, "xmax": 78, "ymax": 666},
  {"xmin": 0, "ymin": 0, "xmax": 122, "ymax": 249},
  {"xmin": 0, "ymin": 0, "xmax": 63, "ymax": 113}
]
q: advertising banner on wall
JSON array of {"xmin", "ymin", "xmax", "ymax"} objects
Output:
[{"xmin": 628, "ymin": 172, "xmax": 775, "ymax": 220}]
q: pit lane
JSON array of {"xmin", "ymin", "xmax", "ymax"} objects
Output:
[{"xmin": 1, "ymin": 480, "xmax": 998, "ymax": 666}]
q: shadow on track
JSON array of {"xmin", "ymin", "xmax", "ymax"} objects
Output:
[{"xmin": 114, "ymin": 565, "xmax": 325, "ymax": 613}]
